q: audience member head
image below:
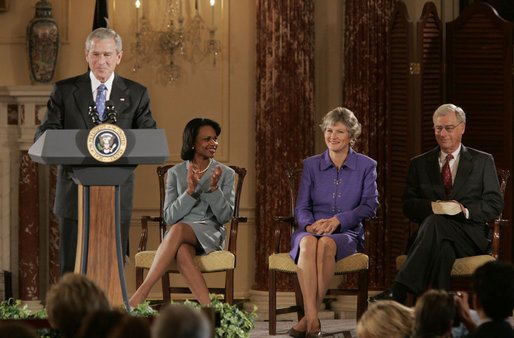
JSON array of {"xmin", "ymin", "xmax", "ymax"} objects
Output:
[
  {"xmin": 356, "ymin": 300, "xmax": 414, "ymax": 338},
  {"xmin": 109, "ymin": 314, "xmax": 151, "ymax": 338},
  {"xmin": 75, "ymin": 310, "xmax": 124, "ymax": 338},
  {"xmin": 45, "ymin": 273, "xmax": 111, "ymax": 338},
  {"xmin": 319, "ymin": 107, "xmax": 362, "ymax": 146},
  {"xmin": 151, "ymin": 303, "xmax": 210, "ymax": 338},
  {"xmin": 76, "ymin": 309, "xmax": 151, "ymax": 338},
  {"xmin": 181, "ymin": 118, "xmax": 221, "ymax": 160},
  {"xmin": 413, "ymin": 289, "xmax": 455, "ymax": 338},
  {"xmin": 0, "ymin": 322, "xmax": 38, "ymax": 338},
  {"xmin": 472, "ymin": 260, "xmax": 514, "ymax": 321}
]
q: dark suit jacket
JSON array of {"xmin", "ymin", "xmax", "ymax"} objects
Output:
[
  {"xmin": 466, "ymin": 320, "xmax": 514, "ymax": 338},
  {"xmin": 402, "ymin": 145, "xmax": 504, "ymax": 251},
  {"xmin": 34, "ymin": 72, "xmax": 157, "ymax": 220}
]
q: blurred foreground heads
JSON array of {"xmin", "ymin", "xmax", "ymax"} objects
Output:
[
  {"xmin": 356, "ymin": 300, "xmax": 414, "ymax": 338},
  {"xmin": 152, "ymin": 303, "xmax": 211, "ymax": 338},
  {"xmin": 45, "ymin": 273, "xmax": 111, "ymax": 338}
]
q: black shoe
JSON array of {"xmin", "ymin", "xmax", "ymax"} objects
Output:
[
  {"xmin": 287, "ymin": 327, "xmax": 306, "ymax": 338},
  {"xmin": 368, "ymin": 288, "xmax": 394, "ymax": 302}
]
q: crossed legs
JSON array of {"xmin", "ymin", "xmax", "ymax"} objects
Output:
[
  {"xmin": 293, "ymin": 236, "xmax": 337, "ymax": 333},
  {"xmin": 129, "ymin": 223, "xmax": 210, "ymax": 307}
]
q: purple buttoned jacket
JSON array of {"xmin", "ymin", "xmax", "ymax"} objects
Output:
[{"xmin": 290, "ymin": 148, "xmax": 379, "ymax": 262}]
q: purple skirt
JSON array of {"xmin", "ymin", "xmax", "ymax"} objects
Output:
[{"xmin": 289, "ymin": 227, "xmax": 361, "ymax": 263}]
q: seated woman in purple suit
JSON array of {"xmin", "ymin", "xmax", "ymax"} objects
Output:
[{"xmin": 288, "ymin": 107, "xmax": 378, "ymax": 337}]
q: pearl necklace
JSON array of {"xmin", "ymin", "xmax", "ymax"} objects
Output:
[{"xmin": 192, "ymin": 158, "xmax": 212, "ymax": 174}]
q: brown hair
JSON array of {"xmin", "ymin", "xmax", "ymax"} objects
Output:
[
  {"xmin": 413, "ymin": 289, "xmax": 455, "ymax": 338},
  {"xmin": 45, "ymin": 273, "xmax": 111, "ymax": 337}
]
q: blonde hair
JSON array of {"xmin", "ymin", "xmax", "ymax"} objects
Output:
[{"xmin": 357, "ymin": 300, "xmax": 414, "ymax": 338}]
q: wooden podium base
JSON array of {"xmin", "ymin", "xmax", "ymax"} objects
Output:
[{"xmin": 75, "ymin": 185, "xmax": 129, "ymax": 309}]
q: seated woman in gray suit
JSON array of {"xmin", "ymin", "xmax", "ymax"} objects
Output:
[{"xmin": 129, "ymin": 118, "xmax": 235, "ymax": 307}]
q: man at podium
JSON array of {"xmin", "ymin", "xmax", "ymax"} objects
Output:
[{"xmin": 34, "ymin": 27, "xmax": 157, "ymax": 276}]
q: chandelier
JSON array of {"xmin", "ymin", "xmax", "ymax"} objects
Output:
[{"xmin": 132, "ymin": 0, "xmax": 222, "ymax": 85}]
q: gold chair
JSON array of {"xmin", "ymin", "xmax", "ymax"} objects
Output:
[
  {"xmin": 395, "ymin": 169, "xmax": 510, "ymax": 294},
  {"xmin": 135, "ymin": 164, "xmax": 247, "ymax": 305},
  {"xmin": 268, "ymin": 167, "xmax": 371, "ymax": 335}
]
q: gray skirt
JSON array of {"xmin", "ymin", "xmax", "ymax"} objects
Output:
[{"xmin": 166, "ymin": 220, "xmax": 227, "ymax": 255}]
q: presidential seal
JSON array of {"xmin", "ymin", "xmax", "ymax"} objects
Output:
[{"xmin": 87, "ymin": 124, "xmax": 127, "ymax": 163}]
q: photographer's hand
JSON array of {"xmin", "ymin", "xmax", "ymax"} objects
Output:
[{"xmin": 454, "ymin": 291, "xmax": 477, "ymax": 333}]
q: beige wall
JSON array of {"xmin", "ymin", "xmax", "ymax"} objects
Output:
[
  {"xmin": 314, "ymin": 1, "xmax": 343, "ymax": 154},
  {"xmin": 1, "ymin": 0, "xmax": 256, "ymax": 300}
]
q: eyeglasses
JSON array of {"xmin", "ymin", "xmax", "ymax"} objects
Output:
[{"xmin": 433, "ymin": 121, "xmax": 463, "ymax": 133}]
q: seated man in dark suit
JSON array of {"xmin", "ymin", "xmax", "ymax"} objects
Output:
[
  {"xmin": 370, "ymin": 103, "xmax": 504, "ymax": 304},
  {"xmin": 34, "ymin": 27, "xmax": 157, "ymax": 275},
  {"xmin": 454, "ymin": 261, "xmax": 514, "ymax": 338}
]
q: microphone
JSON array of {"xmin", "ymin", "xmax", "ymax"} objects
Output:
[
  {"xmin": 103, "ymin": 100, "xmax": 117, "ymax": 124},
  {"xmin": 88, "ymin": 103, "xmax": 100, "ymax": 125}
]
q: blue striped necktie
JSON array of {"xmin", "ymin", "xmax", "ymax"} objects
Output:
[{"xmin": 96, "ymin": 83, "xmax": 107, "ymax": 121}]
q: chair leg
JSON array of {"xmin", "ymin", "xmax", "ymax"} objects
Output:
[
  {"xmin": 161, "ymin": 272, "xmax": 171, "ymax": 304},
  {"xmin": 269, "ymin": 269, "xmax": 277, "ymax": 335},
  {"xmin": 356, "ymin": 269, "xmax": 369, "ymax": 320},
  {"xmin": 225, "ymin": 269, "xmax": 234, "ymax": 305},
  {"xmin": 136, "ymin": 267, "xmax": 144, "ymax": 289},
  {"xmin": 293, "ymin": 275, "xmax": 304, "ymax": 321}
]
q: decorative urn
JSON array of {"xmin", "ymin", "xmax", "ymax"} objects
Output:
[{"xmin": 27, "ymin": 0, "xmax": 59, "ymax": 83}]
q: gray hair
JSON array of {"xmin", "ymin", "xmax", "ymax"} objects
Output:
[
  {"xmin": 151, "ymin": 304, "xmax": 210, "ymax": 338},
  {"xmin": 319, "ymin": 107, "xmax": 362, "ymax": 145},
  {"xmin": 85, "ymin": 28, "xmax": 123, "ymax": 54},
  {"xmin": 433, "ymin": 103, "xmax": 466, "ymax": 124}
]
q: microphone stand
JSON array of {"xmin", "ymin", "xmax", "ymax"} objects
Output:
[
  {"xmin": 88, "ymin": 103, "xmax": 117, "ymax": 125},
  {"xmin": 103, "ymin": 102, "xmax": 117, "ymax": 124},
  {"xmin": 88, "ymin": 105, "xmax": 100, "ymax": 125}
]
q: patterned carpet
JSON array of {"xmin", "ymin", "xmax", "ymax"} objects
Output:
[{"xmin": 250, "ymin": 319, "xmax": 357, "ymax": 337}]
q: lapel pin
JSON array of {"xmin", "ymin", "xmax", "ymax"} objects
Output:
[{"xmin": 120, "ymin": 98, "xmax": 126, "ymax": 102}]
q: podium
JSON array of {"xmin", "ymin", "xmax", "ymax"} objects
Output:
[{"xmin": 29, "ymin": 128, "xmax": 169, "ymax": 309}]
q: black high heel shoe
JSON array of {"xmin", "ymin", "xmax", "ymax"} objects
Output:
[
  {"xmin": 306, "ymin": 318, "xmax": 323, "ymax": 337},
  {"xmin": 288, "ymin": 318, "xmax": 321, "ymax": 338},
  {"xmin": 287, "ymin": 326, "xmax": 306, "ymax": 338}
]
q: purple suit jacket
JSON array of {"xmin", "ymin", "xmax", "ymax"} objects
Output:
[{"xmin": 291, "ymin": 148, "xmax": 378, "ymax": 260}]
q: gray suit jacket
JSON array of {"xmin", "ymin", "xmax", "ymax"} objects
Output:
[
  {"xmin": 34, "ymin": 72, "xmax": 157, "ymax": 220},
  {"xmin": 163, "ymin": 160, "xmax": 235, "ymax": 253},
  {"xmin": 402, "ymin": 145, "xmax": 504, "ymax": 251}
]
